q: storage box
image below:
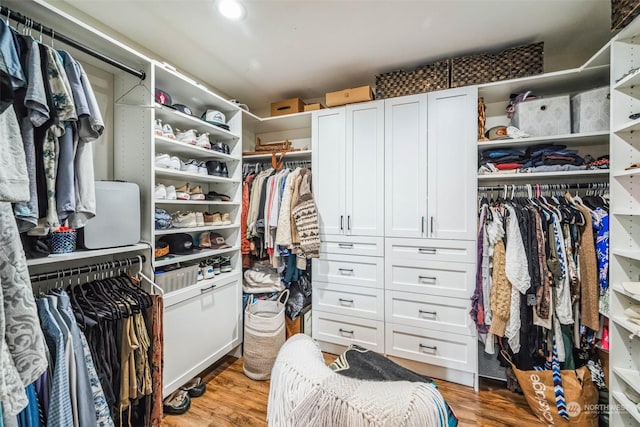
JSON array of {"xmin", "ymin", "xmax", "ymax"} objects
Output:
[
  {"xmin": 325, "ymin": 85, "xmax": 373, "ymax": 107},
  {"xmin": 303, "ymin": 103, "xmax": 324, "ymax": 112},
  {"xmin": 612, "ymin": 0, "xmax": 640, "ymax": 30},
  {"xmin": 154, "ymin": 264, "xmax": 199, "ymax": 293},
  {"xmin": 376, "ymin": 60, "xmax": 450, "ymax": 99},
  {"xmin": 271, "ymin": 98, "xmax": 305, "ymax": 117},
  {"xmin": 511, "ymin": 95, "xmax": 571, "ymax": 137},
  {"xmin": 571, "ymin": 86, "xmax": 610, "ymax": 133}
]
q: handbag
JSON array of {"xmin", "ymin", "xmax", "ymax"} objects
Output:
[{"xmin": 501, "ymin": 348, "xmax": 598, "ymax": 426}]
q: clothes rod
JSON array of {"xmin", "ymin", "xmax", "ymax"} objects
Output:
[
  {"xmin": 478, "ymin": 182, "xmax": 609, "ymax": 192},
  {"xmin": 1, "ymin": 6, "xmax": 146, "ymax": 80},
  {"xmin": 29, "ymin": 255, "xmax": 146, "ymax": 283}
]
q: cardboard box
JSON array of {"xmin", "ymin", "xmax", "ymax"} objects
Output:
[
  {"xmin": 325, "ymin": 85, "xmax": 373, "ymax": 107},
  {"xmin": 303, "ymin": 103, "xmax": 324, "ymax": 112},
  {"xmin": 271, "ymin": 98, "xmax": 305, "ymax": 117}
]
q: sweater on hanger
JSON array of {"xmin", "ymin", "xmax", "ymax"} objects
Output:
[
  {"xmin": 292, "ymin": 171, "xmax": 320, "ymax": 259},
  {"xmin": 275, "ymin": 168, "xmax": 301, "ymax": 248},
  {"xmin": 489, "ymin": 239, "xmax": 511, "ymax": 337},
  {"xmin": 575, "ymin": 204, "xmax": 599, "ymax": 331}
]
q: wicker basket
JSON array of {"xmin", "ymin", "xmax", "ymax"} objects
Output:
[
  {"xmin": 451, "ymin": 42, "xmax": 543, "ymax": 88},
  {"xmin": 49, "ymin": 230, "xmax": 77, "ymax": 254},
  {"xmin": 376, "ymin": 60, "xmax": 450, "ymax": 99},
  {"xmin": 612, "ymin": 0, "xmax": 640, "ymax": 31}
]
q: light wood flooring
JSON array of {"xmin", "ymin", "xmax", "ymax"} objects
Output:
[{"xmin": 161, "ymin": 354, "xmax": 541, "ymax": 427}]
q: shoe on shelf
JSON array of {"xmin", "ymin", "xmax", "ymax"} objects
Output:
[
  {"xmin": 175, "ymin": 183, "xmax": 191, "ymax": 200},
  {"xmin": 212, "ymin": 142, "xmax": 227, "ymax": 154},
  {"xmin": 169, "ymin": 155, "xmax": 181, "ymax": 170},
  {"xmin": 205, "ymin": 191, "xmax": 231, "ymax": 202},
  {"xmin": 162, "ymin": 123, "xmax": 176, "ymax": 139},
  {"xmin": 163, "ymin": 389, "xmax": 190, "ymax": 415},
  {"xmin": 195, "ymin": 212, "xmax": 205, "ymax": 227},
  {"xmin": 224, "ymin": 143, "xmax": 231, "ymax": 155},
  {"xmin": 197, "ymin": 267, "xmax": 204, "ymax": 281},
  {"xmin": 154, "ymin": 119, "xmax": 163, "ymax": 137},
  {"xmin": 172, "ymin": 211, "xmax": 197, "ymax": 228},
  {"xmin": 220, "ymin": 212, "xmax": 231, "ymax": 225},
  {"xmin": 155, "ymin": 153, "xmax": 171, "ymax": 169},
  {"xmin": 197, "ymin": 161, "xmax": 208, "ymax": 176},
  {"xmin": 181, "ymin": 159, "xmax": 200, "ymax": 174},
  {"xmin": 210, "ymin": 257, "xmax": 221, "ymax": 275},
  {"xmin": 190, "ymin": 185, "xmax": 205, "ymax": 201},
  {"xmin": 180, "ymin": 378, "xmax": 206, "ymax": 398},
  {"xmin": 195, "ymin": 133, "xmax": 211, "ymax": 149},
  {"xmin": 204, "ymin": 212, "xmax": 222, "ymax": 226},
  {"xmin": 166, "ymin": 185, "xmax": 177, "ymax": 200},
  {"xmin": 220, "ymin": 162, "xmax": 229, "ymax": 178},
  {"xmin": 154, "ymin": 184, "xmax": 167, "ymax": 200},
  {"xmin": 176, "ymin": 129, "xmax": 198, "ymax": 145},
  {"xmin": 205, "ymin": 160, "xmax": 220, "ymax": 176},
  {"xmin": 201, "ymin": 260, "xmax": 215, "ymax": 279},
  {"xmin": 219, "ymin": 256, "xmax": 232, "ymax": 273}
]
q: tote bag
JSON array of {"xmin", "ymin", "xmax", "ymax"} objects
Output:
[
  {"xmin": 243, "ymin": 290, "xmax": 289, "ymax": 380},
  {"xmin": 502, "ymin": 350, "xmax": 598, "ymax": 426}
]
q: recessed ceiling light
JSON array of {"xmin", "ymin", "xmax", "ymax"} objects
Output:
[{"xmin": 218, "ymin": 0, "xmax": 246, "ymax": 21}]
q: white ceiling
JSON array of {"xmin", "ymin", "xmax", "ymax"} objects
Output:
[{"xmin": 49, "ymin": 1, "xmax": 612, "ymax": 116}]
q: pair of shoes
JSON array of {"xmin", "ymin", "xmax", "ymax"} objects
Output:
[
  {"xmin": 155, "ymin": 184, "xmax": 177, "ymax": 200},
  {"xmin": 176, "ymin": 129, "xmax": 211, "ymax": 149},
  {"xmin": 172, "ymin": 211, "xmax": 198, "ymax": 228},
  {"xmin": 155, "ymin": 153, "xmax": 181, "ymax": 170},
  {"xmin": 163, "ymin": 389, "xmax": 190, "ymax": 415},
  {"xmin": 219, "ymin": 256, "xmax": 232, "ymax": 273},
  {"xmin": 205, "ymin": 191, "xmax": 231, "ymax": 202},
  {"xmin": 212, "ymin": 142, "xmax": 230, "ymax": 155},
  {"xmin": 199, "ymin": 260, "xmax": 215, "ymax": 279},
  {"xmin": 180, "ymin": 159, "xmax": 208, "ymax": 176},
  {"xmin": 181, "ymin": 377, "xmax": 206, "ymax": 398},
  {"xmin": 175, "ymin": 183, "xmax": 205, "ymax": 201},
  {"xmin": 204, "ymin": 212, "xmax": 231, "ymax": 225},
  {"xmin": 205, "ymin": 160, "xmax": 228, "ymax": 177}
]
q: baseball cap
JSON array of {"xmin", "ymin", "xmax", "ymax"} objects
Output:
[
  {"xmin": 194, "ymin": 231, "xmax": 212, "ymax": 249},
  {"xmin": 172, "ymin": 103, "xmax": 196, "ymax": 116},
  {"xmin": 160, "ymin": 233, "xmax": 195, "ymax": 254},
  {"xmin": 155, "ymin": 89, "xmax": 172, "ymax": 106},
  {"xmin": 209, "ymin": 232, "xmax": 231, "ymax": 249},
  {"xmin": 201, "ymin": 109, "xmax": 226, "ymax": 125},
  {"xmin": 485, "ymin": 126, "xmax": 510, "ymax": 140}
]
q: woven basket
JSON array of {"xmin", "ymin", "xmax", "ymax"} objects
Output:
[
  {"xmin": 612, "ymin": 0, "xmax": 640, "ymax": 31},
  {"xmin": 451, "ymin": 42, "xmax": 543, "ymax": 88},
  {"xmin": 49, "ymin": 230, "xmax": 77, "ymax": 254},
  {"xmin": 376, "ymin": 60, "xmax": 450, "ymax": 99}
]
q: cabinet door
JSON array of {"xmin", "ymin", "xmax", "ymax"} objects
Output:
[
  {"xmin": 345, "ymin": 101, "xmax": 384, "ymax": 236},
  {"xmin": 384, "ymin": 95, "xmax": 428, "ymax": 238},
  {"xmin": 313, "ymin": 108, "xmax": 347, "ymax": 235},
  {"xmin": 427, "ymin": 87, "xmax": 477, "ymax": 241}
]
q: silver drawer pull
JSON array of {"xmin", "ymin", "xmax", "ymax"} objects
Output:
[
  {"xmin": 200, "ymin": 284, "xmax": 216, "ymax": 294},
  {"xmin": 338, "ymin": 243, "xmax": 354, "ymax": 249},
  {"xmin": 338, "ymin": 268, "xmax": 354, "ymax": 274},
  {"xmin": 419, "ymin": 309, "xmax": 437, "ymax": 317},
  {"xmin": 418, "ymin": 275, "xmax": 436, "ymax": 283},
  {"xmin": 339, "ymin": 328, "xmax": 354, "ymax": 335},
  {"xmin": 338, "ymin": 298, "xmax": 354, "ymax": 304},
  {"xmin": 419, "ymin": 343, "xmax": 437, "ymax": 352},
  {"xmin": 418, "ymin": 248, "xmax": 437, "ymax": 254}
]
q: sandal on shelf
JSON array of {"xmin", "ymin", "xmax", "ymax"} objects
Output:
[
  {"xmin": 625, "ymin": 162, "xmax": 640, "ymax": 171},
  {"xmin": 163, "ymin": 389, "xmax": 191, "ymax": 415},
  {"xmin": 180, "ymin": 377, "xmax": 206, "ymax": 398}
]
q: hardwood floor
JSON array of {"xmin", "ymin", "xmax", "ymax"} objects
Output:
[{"xmin": 161, "ymin": 355, "xmax": 540, "ymax": 427}]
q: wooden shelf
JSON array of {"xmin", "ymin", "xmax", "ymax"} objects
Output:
[
  {"xmin": 612, "ymin": 391, "xmax": 640, "ymax": 423},
  {"xmin": 155, "ymin": 136, "xmax": 237, "ymax": 161},
  {"xmin": 477, "ymin": 131, "xmax": 609, "ymax": 149},
  {"xmin": 27, "ymin": 243, "xmax": 149, "ymax": 266},
  {"xmin": 155, "ymin": 200, "xmax": 239, "ymax": 206},
  {"xmin": 155, "ymin": 104, "xmax": 239, "ymax": 141},
  {"xmin": 477, "ymin": 170, "xmax": 609, "ymax": 181},
  {"xmin": 243, "ymin": 150, "xmax": 312, "ymax": 161},
  {"xmin": 154, "ymin": 224, "xmax": 238, "ymax": 236},
  {"xmin": 154, "ymin": 246, "xmax": 240, "ymax": 267},
  {"xmin": 155, "ymin": 167, "xmax": 239, "ymax": 184}
]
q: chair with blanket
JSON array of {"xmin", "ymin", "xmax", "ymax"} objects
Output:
[{"xmin": 267, "ymin": 334, "xmax": 457, "ymax": 427}]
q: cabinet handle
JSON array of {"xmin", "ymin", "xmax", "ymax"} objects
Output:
[
  {"xmin": 421, "ymin": 216, "xmax": 425, "ymax": 234},
  {"xmin": 419, "ymin": 343, "xmax": 438, "ymax": 352},
  {"xmin": 338, "ymin": 268, "xmax": 354, "ymax": 274},
  {"xmin": 418, "ymin": 248, "xmax": 437, "ymax": 254},
  {"xmin": 430, "ymin": 216, "xmax": 434, "ymax": 235},
  {"xmin": 340, "ymin": 215, "xmax": 344, "ymax": 231},
  {"xmin": 200, "ymin": 284, "xmax": 216, "ymax": 294},
  {"xmin": 338, "ymin": 243, "xmax": 354, "ymax": 249},
  {"xmin": 347, "ymin": 215, "xmax": 351, "ymax": 231},
  {"xmin": 419, "ymin": 309, "xmax": 437, "ymax": 316},
  {"xmin": 418, "ymin": 275, "xmax": 437, "ymax": 283},
  {"xmin": 338, "ymin": 298, "xmax": 354, "ymax": 304},
  {"xmin": 339, "ymin": 328, "xmax": 354, "ymax": 335}
]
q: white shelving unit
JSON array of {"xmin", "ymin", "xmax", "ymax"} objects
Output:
[
  {"xmin": 26, "ymin": 243, "xmax": 149, "ymax": 267},
  {"xmin": 609, "ymin": 15, "xmax": 640, "ymax": 426},
  {"xmin": 478, "ymin": 170, "xmax": 610, "ymax": 181}
]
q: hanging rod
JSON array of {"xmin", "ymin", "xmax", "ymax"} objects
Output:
[
  {"xmin": 478, "ymin": 182, "xmax": 609, "ymax": 192},
  {"xmin": 29, "ymin": 255, "xmax": 146, "ymax": 283},
  {"xmin": 0, "ymin": 6, "xmax": 146, "ymax": 80}
]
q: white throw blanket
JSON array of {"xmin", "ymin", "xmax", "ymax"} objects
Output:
[{"xmin": 268, "ymin": 334, "xmax": 450, "ymax": 427}]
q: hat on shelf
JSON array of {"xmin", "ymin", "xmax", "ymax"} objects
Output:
[
  {"xmin": 155, "ymin": 89, "xmax": 173, "ymax": 106},
  {"xmin": 172, "ymin": 103, "xmax": 196, "ymax": 117},
  {"xmin": 159, "ymin": 233, "xmax": 195, "ymax": 255},
  {"xmin": 194, "ymin": 231, "xmax": 212, "ymax": 249},
  {"xmin": 201, "ymin": 109, "xmax": 226, "ymax": 125},
  {"xmin": 209, "ymin": 232, "xmax": 231, "ymax": 249}
]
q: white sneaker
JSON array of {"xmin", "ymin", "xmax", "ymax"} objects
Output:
[
  {"xmin": 154, "ymin": 184, "xmax": 167, "ymax": 199},
  {"xmin": 171, "ymin": 211, "xmax": 197, "ymax": 228},
  {"xmin": 181, "ymin": 159, "xmax": 199, "ymax": 174},
  {"xmin": 166, "ymin": 185, "xmax": 177, "ymax": 200},
  {"xmin": 195, "ymin": 212, "xmax": 205, "ymax": 227},
  {"xmin": 198, "ymin": 161, "xmax": 208, "ymax": 176},
  {"xmin": 197, "ymin": 267, "xmax": 204, "ymax": 281},
  {"xmin": 195, "ymin": 133, "xmax": 211, "ymax": 149},
  {"xmin": 176, "ymin": 129, "xmax": 197, "ymax": 145},
  {"xmin": 154, "ymin": 119, "xmax": 163, "ymax": 136},
  {"xmin": 175, "ymin": 183, "xmax": 190, "ymax": 200},
  {"xmin": 203, "ymin": 263, "xmax": 215, "ymax": 279},
  {"xmin": 506, "ymin": 125, "xmax": 530, "ymax": 139},
  {"xmin": 155, "ymin": 153, "xmax": 171, "ymax": 168},
  {"xmin": 169, "ymin": 156, "xmax": 181, "ymax": 170},
  {"xmin": 162, "ymin": 123, "xmax": 175, "ymax": 139}
]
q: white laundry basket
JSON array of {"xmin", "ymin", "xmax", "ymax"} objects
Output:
[{"xmin": 243, "ymin": 290, "xmax": 289, "ymax": 380}]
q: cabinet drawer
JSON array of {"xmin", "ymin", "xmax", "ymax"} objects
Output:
[
  {"xmin": 313, "ymin": 282, "xmax": 384, "ymax": 321},
  {"xmin": 385, "ymin": 323, "xmax": 476, "ymax": 372},
  {"xmin": 386, "ymin": 238, "xmax": 475, "ymax": 264},
  {"xmin": 385, "ymin": 290, "xmax": 473, "ymax": 335},
  {"xmin": 312, "ymin": 254, "xmax": 384, "ymax": 289},
  {"xmin": 385, "ymin": 260, "xmax": 474, "ymax": 299},
  {"xmin": 320, "ymin": 235, "xmax": 384, "ymax": 257},
  {"xmin": 313, "ymin": 311, "xmax": 384, "ymax": 352}
]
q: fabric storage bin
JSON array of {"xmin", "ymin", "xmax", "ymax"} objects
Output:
[
  {"xmin": 154, "ymin": 264, "xmax": 199, "ymax": 293},
  {"xmin": 571, "ymin": 86, "xmax": 610, "ymax": 133},
  {"xmin": 511, "ymin": 95, "xmax": 571, "ymax": 137}
]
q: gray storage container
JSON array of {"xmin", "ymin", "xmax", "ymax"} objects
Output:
[
  {"xmin": 512, "ymin": 95, "xmax": 571, "ymax": 137},
  {"xmin": 571, "ymin": 86, "xmax": 610, "ymax": 133},
  {"xmin": 154, "ymin": 264, "xmax": 199, "ymax": 293}
]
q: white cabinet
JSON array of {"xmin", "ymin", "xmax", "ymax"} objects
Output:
[
  {"xmin": 313, "ymin": 101, "xmax": 384, "ymax": 237},
  {"xmin": 384, "ymin": 88, "xmax": 476, "ymax": 241}
]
